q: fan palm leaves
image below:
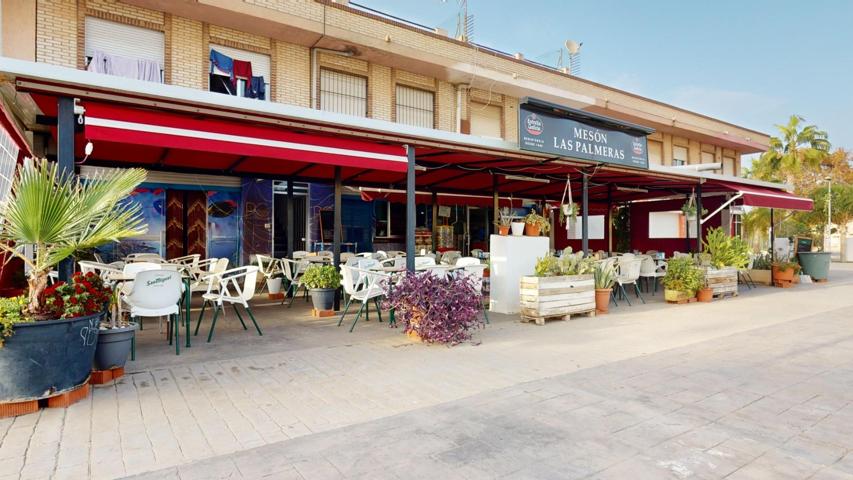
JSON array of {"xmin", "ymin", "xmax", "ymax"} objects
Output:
[
  {"xmin": 0, "ymin": 159, "xmax": 147, "ymax": 313},
  {"xmin": 751, "ymin": 115, "xmax": 830, "ymax": 189}
]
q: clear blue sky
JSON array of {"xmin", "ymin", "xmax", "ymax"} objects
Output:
[{"xmin": 358, "ymin": 0, "xmax": 852, "ymax": 150}]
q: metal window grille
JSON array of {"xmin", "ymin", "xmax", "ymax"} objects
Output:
[
  {"xmin": 0, "ymin": 125, "xmax": 20, "ymax": 205},
  {"xmin": 319, "ymin": 69, "xmax": 367, "ymax": 117},
  {"xmin": 395, "ymin": 85, "xmax": 434, "ymax": 128}
]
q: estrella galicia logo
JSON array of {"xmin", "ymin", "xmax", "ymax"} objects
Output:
[
  {"xmin": 525, "ymin": 113, "xmax": 543, "ymax": 136},
  {"xmin": 632, "ymin": 138, "xmax": 644, "ymax": 156}
]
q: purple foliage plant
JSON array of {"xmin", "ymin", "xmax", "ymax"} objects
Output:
[{"xmin": 383, "ymin": 271, "xmax": 484, "ymax": 345}]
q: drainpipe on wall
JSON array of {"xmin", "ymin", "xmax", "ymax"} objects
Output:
[{"xmin": 310, "ymin": 47, "xmax": 354, "ymax": 109}]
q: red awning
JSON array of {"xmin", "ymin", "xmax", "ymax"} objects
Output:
[
  {"xmin": 715, "ymin": 181, "xmax": 813, "ymax": 211},
  {"xmin": 82, "ymin": 102, "xmax": 409, "ymax": 172},
  {"xmin": 0, "ymin": 101, "xmax": 32, "ymax": 160},
  {"xmin": 359, "ymin": 188, "xmax": 558, "ymax": 208}
]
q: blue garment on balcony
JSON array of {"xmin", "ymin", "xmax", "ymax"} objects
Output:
[
  {"xmin": 209, "ymin": 49, "xmax": 234, "ymax": 77},
  {"xmin": 245, "ymin": 76, "xmax": 266, "ymax": 100}
]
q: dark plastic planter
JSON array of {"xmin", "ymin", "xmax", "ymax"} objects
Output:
[
  {"xmin": 310, "ymin": 288, "xmax": 336, "ymax": 311},
  {"xmin": 798, "ymin": 252, "xmax": 831, "ymax": 281},
  {"xmin": 0, "ymin": 312, "xmax": 103, "ymax": 402},
  {"xmin": 94, "ymin": 322, "xmax": 138, "ymax": 370}
]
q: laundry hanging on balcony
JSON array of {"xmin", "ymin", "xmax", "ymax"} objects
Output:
[{"xmin": 86, "ymin": 50, "xmax": 161, "ymax": 82}]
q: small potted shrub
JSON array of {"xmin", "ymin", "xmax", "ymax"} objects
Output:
[
  {"xmin": 749, "ymin": 252, "xmax": 772, "ymax": 285},
  {"xmin": 495, "ymin": 207, "xmax": 512, "ymax": 236},
  {"xmin": 266, "ymin": 271, "xmax": 284, "ymax": 299},
  {"xmin": 696, "ymin": 274, "xmax": 713, "ymax": 302},
  {"xmin": 662, "ymin": 256, "xmax": 703, "ymax": 303},
  {"xmin": 384, "ymin": 271, "xmax": 483, "ymax": 344},
  {"xmin": 771, "ymin": 257, "xmax": 800, "ymax": 288},
  {"xmin": 301, "ymin": 264, "xmax": 341, "ymax": 311},
  {"xmin": 92, "ymin": 280, "xmax": 137, "ymax": 372},
  {"xmin": 524, "ymin": 209, "xmax": 551, "ymax": 237},
  {"xmin": 521, "ymin": 249, "xmax": 596, "ymax": 323},
  {"xmin": 593, "ymin": 262, "xmax": 616, "ymax": 314}
]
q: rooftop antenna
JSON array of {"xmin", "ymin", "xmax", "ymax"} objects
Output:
[
  {"xmin": 564, "ymin": 39, "xmax": 582, "ymax": 75},
  {"xmin": 453, "ymin": 0, "xmax": 474, "ymax": 42}
]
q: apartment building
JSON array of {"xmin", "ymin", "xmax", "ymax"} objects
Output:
[{"xmin": 0, "ymin": 0, "xmax": 804, "ymax": 261}]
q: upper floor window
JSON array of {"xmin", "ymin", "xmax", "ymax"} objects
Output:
[
  {"xmin": 648, "ymin": 140, "xmax": 663, "ymax": 166},
  {"xmin": 723, "ymin": 156, "xmax": 736, "ymax": 176},
  {"xmin": 85, "ymin": 17, "xmax": 164, "ymax": 83},
  {"xmin": 209, "ymin": 45, "xmax": 270, "ymax": 100},
  {"xmin": 469, "ymin": 102, "xmax": 502, "ymax": 139},
  {"xmin": 395, "ymin": 85, "xmax": 434, "ymax": 128},
  {"xmin": 672, "ymin": 145, "xmax": 688, "ymax": 166},
  {"xmin": 319, "ymin": 69, "xmax": 367, "ymax": 117}
]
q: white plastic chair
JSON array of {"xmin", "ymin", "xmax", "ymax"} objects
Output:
[
  {"xmin": 455, "ymin": 257, "xmax": 481, "ymax": 267},
  {"xmin": 372, "ymin": 250, "xmax": 388, "ymax": 261},
  {"xmin": 615, "ymin": 258, "xmax": 645, "ymax": 306},
  {"xmin": 281, "ymin": 258, "xmax": 309, "ymax": 307},
  {"xmin": 190, "ymin": 258, "xmax": 229, "ymax": 293},
  {"xmin": 470, "ymin": 249, "xmax": 483, "ymax": 258},
  {"xmin": 338, "ymin": 266, "xmax": 390, "ymax": 332},
  {"xmin": 385, "ymin": 250, "xmax": 405, "ymax": 258},
  {"xmin": 458, "ymin": 263, "xmax": 489, "ymax": 323},
  {"xmin": 639, "ymin": 256, "xmax": 666, "ymax": 295},
  {"xmin": 168, "ymin": 254, "xmax": 200, "ymax": 271},
  {"xmin": 292, "ymin": 250, "xmax": 309, "ymax": 260},
  {"xmin": 379, "ymin": 256, "xmax": 405, "ymax": 271},
  {"xmin": 195, "ymin": 266, "xmax": 262, "ymax": 343},
  {"xmin": 415, "ymin": 256, "xmax": 436, "ymax": 269},
  {"xmin": 255, "ymin": 254, "xmax": 283, "ymax": 293},
  {"xmin": 126, "ymin": 253, "xmax": 166, "ymax": 263},
  {"xmin": 340, "ymin": 252, "xmax": 355, "ymax": 263},
  {"xmin": 78, "ymin": 260, "xmax": 122, "ymax": 281},
  {"xmin": 440, "ymin": 250, "xmax": 462, "ymax": 265},
  {"xmin": 123, "ymin": 269, "xmax": 183, "ymax": 354}
]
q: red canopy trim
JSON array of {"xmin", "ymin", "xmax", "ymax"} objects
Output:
[
  {"xmin": 0, "ymin": 101, "xmax": 32, "ymax": 160},
  {"xmin": 83, "ymin": 102, "xmax": 408, "ymax": 172},
  {"xmin": 714, "ymin": 181, "xmax": 813, "ymax": 211},
  {"xmin": 359, "ymin": 187, "xmax": 559, "ymax": 208}
]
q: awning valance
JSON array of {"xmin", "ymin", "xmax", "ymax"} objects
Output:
[
  {"xmin": 82, "ymin": 102, "xmax": 409, "ymax": 172},
  {"xmin": 359, "ymin": 188, "xmax": 558, "ymax": 208},
  {"xmin": 715, "ymin": 181, "xmax": 813, "ymax": 211}
]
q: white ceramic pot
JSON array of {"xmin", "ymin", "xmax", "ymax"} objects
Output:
[
  {"xmin": 510, "ymin": 222, "xmax": 525, "ymax": 236},
  {"xmin": 267, "ymin": 277, "xmax": 283, "ymax": 294}
]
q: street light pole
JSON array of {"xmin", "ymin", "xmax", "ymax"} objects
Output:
[{"xmin": 826, "ymin": 176, "xmax": 832, "ymax": 253}]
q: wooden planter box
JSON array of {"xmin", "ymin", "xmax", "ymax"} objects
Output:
[
  {"xmin": 703, "ymin": 267, "xmax": 738, "ymax": 298},
  {"xmin": 747, "ymin": 269, "xmax": 772, "ymax": 286},
  {"xmin": 519, "ymin": 274, "xmax": 595, "ymax": 325}
]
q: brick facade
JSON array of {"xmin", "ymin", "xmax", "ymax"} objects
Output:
[{"xmin": 27, "ymin": 0, "xmax": 748, "ymax": 170}]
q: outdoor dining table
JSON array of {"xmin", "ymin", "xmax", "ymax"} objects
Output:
[{"xmin": 108, "ymin": 266, "xmax": 193, "ymax": 351}]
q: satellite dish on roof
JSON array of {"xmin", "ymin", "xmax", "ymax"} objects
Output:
[{"xmin": 565, "ymin": 40, "xmax": 582, "ymax": 55}]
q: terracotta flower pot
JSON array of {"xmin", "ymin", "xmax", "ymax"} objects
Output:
[
  {"xmin": 524, "ymin": 224, "xmax": 541, "ymax": 236},
  {"xmin": 772, "ymin": 265, "xmax": 796, "ymax": 287},
  {"xmin": 697, "ymin": 287, "xmax": 713, "ymax": 302},
  {"xmin": 595, "ymin": 288, "xmax": 611, "ymax": 314},
  {"xmin": 498, "ymin": 225, "xmax": 510, "ymax": 236}
]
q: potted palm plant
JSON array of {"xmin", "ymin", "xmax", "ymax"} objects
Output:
[
  {"xmin": 302, "ymin": 264, "xmax": 341, "ymax": 312},
  {"xmin": 593, "ymin": 262, "xmax": 615, "ymax": 314},
  {"xmin": 0, "ymin": 159, "xmax": 146, "ymax": 406}
]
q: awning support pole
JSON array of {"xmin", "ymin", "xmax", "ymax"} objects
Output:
[
  {"xmin": 695, "ymin": 183, "xmax": 703, "ymax": 253},
  {"xmin": 492, "ymin": 174, "xmax": 499, "ymax": 227},
  {"xmin": 770, "ymin": 208, "xmax": 775, "ymax": 285},
  {"xmin": 57, "ymin": 96, "xmax": 75, "ymax": 282},
  {"xmin": 684, "ymin": 194, "xmax": 691, "ymax": 254},
  {"xmin": 701, "ymin": 193, "xmax": 743, "ymax": 225},
  {"xmin": 431, "ymin": 191, "xmax": 438, "ymax": 252},
  {"xmin": 405, "ymin": 146, "xmax": 416, "ymax": 271},
  {"xmin": 333, "ymin": 167, "xmax": 342, "ymax": 310},
  {"xmin": 607, "ymin": 185, "xmax": 613, "ymax": 254},
  {"xmin": 581, "ymin": 173, "xmax": 589, "ymax": 255},
  {"xmin": 286, "ymin": 179, "xmax": 294, "ymax": 258}
]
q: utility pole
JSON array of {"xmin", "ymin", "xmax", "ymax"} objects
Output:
[{"xmin": 825, "ymin": 176, "xmax": 833, "ymax": 254}]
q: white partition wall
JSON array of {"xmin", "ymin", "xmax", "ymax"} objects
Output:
[{"xmin": 489, "ymin": 234, "xmax": 549, "ymax": 314}]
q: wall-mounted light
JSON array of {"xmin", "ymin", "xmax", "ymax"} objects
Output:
[{"xmin": 77, "ymin": 140, "xmax": 94, "ymax": 165}]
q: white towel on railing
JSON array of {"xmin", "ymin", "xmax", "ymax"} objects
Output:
[
  {"xmin": 88, "ymin": 50, "xmax": 162, "ymax": 83},
  {"xmin": 87, "ymin": 50, "xmax": 109, "ymax": 74}
]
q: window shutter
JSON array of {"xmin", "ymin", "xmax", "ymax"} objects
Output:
[
  {"xmin": 395, "ymin": 85, "xmax": 434, "ymax": 128},
  {"xmin": 85, "ymin": 17, "xmax": 165, "ymax": 67},
  {"xmin": 469, "ymin": 103, "xmax": 502, "ymax": 139}
]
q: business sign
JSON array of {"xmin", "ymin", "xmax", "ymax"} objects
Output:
[{"xmin": 518, "ymin": 103, "xmax": 649, "ymax": 169}]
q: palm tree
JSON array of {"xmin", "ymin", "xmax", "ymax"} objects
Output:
[
  {"xmin": 0, "ymin": 159, "xmax": 147, "ymax": 315},
  {"xmin": 751, "ymin": 115, "xmax": 830, "ymax": 191},
  {"xmin": 809, "ymin": 183, "xmax": 853, "ymax": 260}
]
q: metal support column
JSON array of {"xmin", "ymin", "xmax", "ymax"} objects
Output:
[
  {"xmin": 606, "ymin": 184, "xmax": 613, "ymax": 254},
  {"xmin": 770, "ymin": 208, "xmax": 775, "ymax": 285},
  {"xmin": 492, "ymin": 174, "xmax": 499, "ymax": 227},
  {"xmin": 684, "ymin": 194, "xmax": 692, "ymax": 253},
  {"xmin": 581, "ymin": 173, "xmax": 589, "ymax": 255},
  {"xmin": 695, "ymin": 183, "xmax": 703, "ymax": 253},
  {"xmin": 57, "ymin": 96, "xmax": 75, "ymax": 282},
  {"xmin": 286, "ymin": 179, "xmax": 294, "ymax": 258},
  {"xmin": 431, "ymin": 191, "xmax": 438, "ymax": 252},
  {"xmin": 405, "ymin": 146, "xmax": 416, "ymax": 271},
  {"xmin": 333, "ymin": 167, "xmax": 342, "ymax": 310}
]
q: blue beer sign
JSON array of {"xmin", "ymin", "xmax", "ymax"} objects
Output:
[{"xmin": 518, "ymin": 98, "xmax": 653, "ymax": 169}]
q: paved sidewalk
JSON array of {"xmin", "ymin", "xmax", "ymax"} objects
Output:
[
  {"xmin": 131, "ymin": 305, "xmax": 853, "ymax": 479},
  {"xmin": 1, "ymin": 266, "xmax": 852, "ymax": 479}
]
